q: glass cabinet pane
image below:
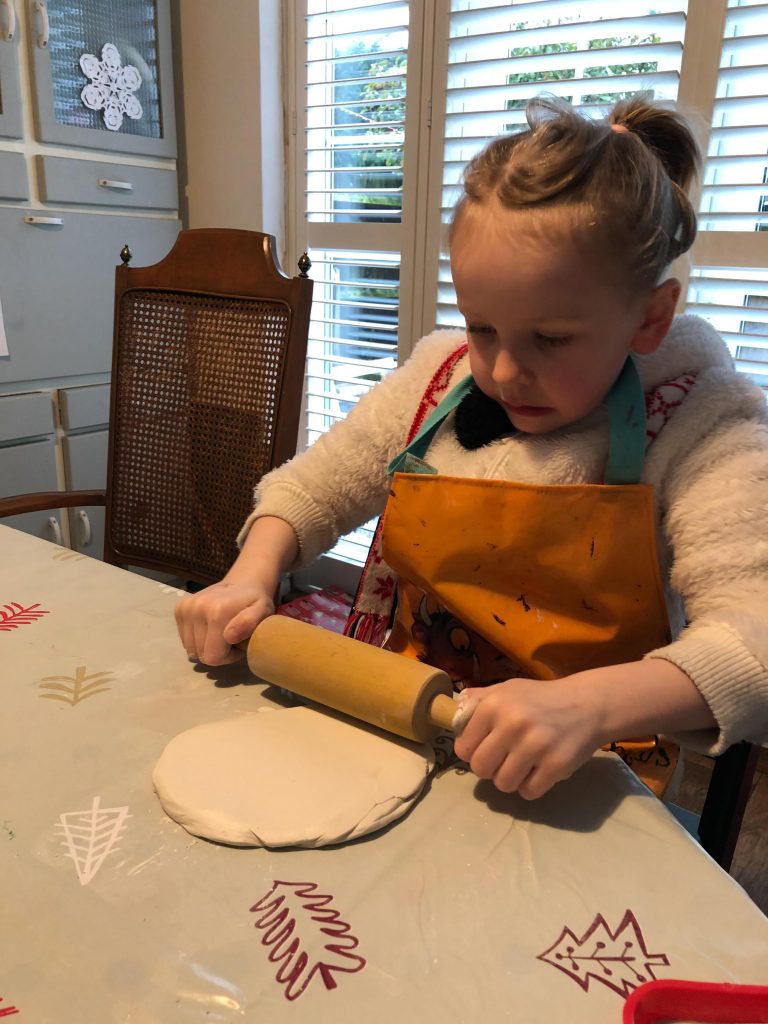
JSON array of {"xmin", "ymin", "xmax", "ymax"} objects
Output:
[
  {"xmin": 48, "ymin": 0, "xmax": 162, "ymax": 137},
  {"xmin": 29, "ymin": 0, "xmax": 176, "ymax": 156}
]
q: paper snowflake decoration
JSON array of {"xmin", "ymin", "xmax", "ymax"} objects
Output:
[{"xmin": 79, "ymin": 42, "xmax": 142, "ymax": 132}]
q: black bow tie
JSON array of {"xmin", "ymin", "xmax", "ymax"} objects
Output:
[{"xmin": 453, "ymin": 382, "xmax": 517, "ymax": 450}]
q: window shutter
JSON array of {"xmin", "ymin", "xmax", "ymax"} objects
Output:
[
  {"xmin": 686, "ymin": 0, "xmax": 768, "ymax": 392},
  {"xmin": 299, "ymin": 0, "xmax": 414, "ymax": 564},
  {"xmin": 430, "ymin": 0, "xmax": 689, "ymax": 329}
]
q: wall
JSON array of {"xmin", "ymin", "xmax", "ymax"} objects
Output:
[{"xmin": 173, "ymin": 0, "xmax": 285, "ymax": 255}]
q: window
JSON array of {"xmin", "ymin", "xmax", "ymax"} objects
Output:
[
  {"xmin": 684, "ymin": 0, "xmax": 768, "ymax": 392},
  {"xmin": 288, "ymin": 0, "xmax": 768, "ymax": 570}
]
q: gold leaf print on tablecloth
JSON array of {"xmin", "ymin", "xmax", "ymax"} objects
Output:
[
  {"xmin": 57, "ymin": 796, "xmax": 130, "ymax": 886},
  {"xmin": 52, "ymin": 548, "xmax": 86, "ymax": 562},
  {"xmin": 39, "ymin": 665, "xmax": 113, "ymax": 705}
]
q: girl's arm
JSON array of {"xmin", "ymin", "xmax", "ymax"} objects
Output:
[
  {"xmin": 454, "ymin": 658, "xmax": 715, "ymax": 800},
  {"xmin": 175, "ymin": 515, "xmax": 298, "ymax": 666}
]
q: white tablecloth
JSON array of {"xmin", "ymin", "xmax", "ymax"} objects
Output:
[{"xmin": 1, "ymin": 524, "xmax": 766, "ymax": 1023}]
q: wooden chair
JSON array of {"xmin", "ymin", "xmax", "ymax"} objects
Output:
[
  {"xmin": 0, "ymin": 228, "xmax": 313, "ymax": 585},
  {"xmin": 670, "ymin": 740, "xmax": 760, "ymax": 872}
]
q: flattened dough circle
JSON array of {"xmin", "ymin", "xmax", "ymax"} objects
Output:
[{"xmin": 153, "ymin": 707, "xmax": 434, "ymax": 848}]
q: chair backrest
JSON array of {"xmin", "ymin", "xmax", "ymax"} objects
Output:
[{"xmin": 104, "ymin": 228, "xmax": 313, "ymax": 585}]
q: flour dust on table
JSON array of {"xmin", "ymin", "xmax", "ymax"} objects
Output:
[{"xmin": 152, "ymin": 707, "xmax": 435, "ymax": 848}]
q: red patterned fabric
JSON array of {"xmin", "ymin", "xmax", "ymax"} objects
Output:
[
  {"xmin": 645, "ymin": 374, "xmax": 696, "ymax": 441},
  {"xmin": 345, "ymin": 353, "xmax": 697, "ymax": 648},
  {"xmin": 344, "ymin": 345, "xmax": 468, "ymax": 645}
]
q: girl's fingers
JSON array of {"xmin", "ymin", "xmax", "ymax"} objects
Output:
[{"xmin": 224, "ymin": 602, "xmax": 274, "ymax": 645}]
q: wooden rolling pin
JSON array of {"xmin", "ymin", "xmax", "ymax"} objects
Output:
[{"xmin": 241, "ymin": 615, "xmax": 459, "ymax": 743}]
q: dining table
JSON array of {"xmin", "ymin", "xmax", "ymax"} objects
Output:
[{"xmin": 1, "ymin": 522, "xmax": 767, "ymax": 1023}]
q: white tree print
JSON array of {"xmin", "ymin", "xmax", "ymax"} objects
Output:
[{"xmin": 57, "ymin": 796, "xmax": 130, "ymax": 886}]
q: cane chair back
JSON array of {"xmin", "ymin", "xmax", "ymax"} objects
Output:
[{"xmin": 104, "ymin": 228, "xmax": 312, "ymax": 584}]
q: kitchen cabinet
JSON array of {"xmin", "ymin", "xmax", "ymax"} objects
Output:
[
  {"xmin": 58, "ymin": 382, "xmax": 109, "ymax": 556},
  {"xmin": 0, "ymin": 0, "xmax": 180, "ymax": 555},
  {"xmin": 0, "ymin": 390, "xmax": 61, "ymax": 542}
]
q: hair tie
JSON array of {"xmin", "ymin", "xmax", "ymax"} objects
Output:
[{"xmin": 611, "ymin": 123, "xmax": 629, "ymax": 134}]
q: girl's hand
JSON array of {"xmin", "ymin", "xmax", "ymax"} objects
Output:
[
  {"xmin": 453, "ymin": 660, "xmax": 715, "ymax": 800},
  {"xmin": 453, "ymin": 677, "xmax": 607, "ymax": 800},
  {"xmin": 175, "ymin": 581, "xmax": 276, "ymax": 667},
  {"xmin": 174, "ymin": 515, "xmax": 300, "ymax": 667}
]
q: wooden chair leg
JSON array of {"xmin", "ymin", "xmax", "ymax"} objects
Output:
[{"xmin": 697, "ymin": 741, "xmax": 760, "ymax": 871}]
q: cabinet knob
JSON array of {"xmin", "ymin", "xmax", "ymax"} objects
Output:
[
  {"xmin": 47, "ymin": 515, "xmax": 62, "ymax": 546},
  {"xmin": 24, "ymin": 215, "xmax": 63, "ymax": 227},
  {"xmin": 0, "ymin": 0, "xmax": 16, "ymax": 41},
  {"xmin": 97, "ymin": 178, "xmax": 134, "ymax": 192},
  {"xmin": 32, "ymin": 0, "xmax": 48, "ymax": 48},
  {"xmin": 77, "ymin": 509, "xmax": 92, "ymax": 547}
]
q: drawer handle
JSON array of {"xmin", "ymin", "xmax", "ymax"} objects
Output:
[
  {"xmin": 24, "ymin": 215, "xmax": 63, "ymax": 226},
  {"xmin": 98, "ymin": 178, "xmax": 134, "ymax": 191},
  {"xmin": 1, "ymin": 0, "xmax": 15, "ymax": 41},
  {"xmin": 32, "ymin": 0, "xmax": 47, "ymax": 47},
  {"xmin": 77, "ymin": 509, "xmax": 92, "ymax": 547},
  {"xmin": 47, "ymin": 515, "xmax": 62, "ymax": 546}
]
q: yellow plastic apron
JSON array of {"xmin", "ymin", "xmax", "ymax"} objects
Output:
[{"xmin": 381, "ymin": 359, "xmax": 677, "ymax": 795}]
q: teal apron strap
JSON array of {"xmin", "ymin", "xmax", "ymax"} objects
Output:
[
  {"xmin": 387, "ymin": 374, "xmax": 475, "ymax": 476},
  {"xmin": 388, "ymin": 356, "xmax": 646, "ymax": 484},
  {"xmin": 603, "ymin": 357, "xmax": 646, "ymax": 485}
]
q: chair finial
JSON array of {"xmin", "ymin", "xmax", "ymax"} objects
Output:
[
  {"xmin": 297, "ymin": 251, "xmax": 312, "ymax": 278},
  {"xmin": 120, "ymin": 244, "xmax": 132, "ymax": 265}
]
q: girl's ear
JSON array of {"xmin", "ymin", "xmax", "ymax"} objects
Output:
[{"xmin": 630, "ymin": 278, "xmax": 682, "ymax": 355}]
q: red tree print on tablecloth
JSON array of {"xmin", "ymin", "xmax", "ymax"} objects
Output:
[
  {"xmin": 0, "ymin": 995, "xmax": 19, "ymax": 1016},
  {"xmin": 537, "ymin": 909, "xmax": 670, "ymax": 999},
  {"xmin": 250, "ymin": 880, "xmax": 366, "ymax": 1001},
  {"xmin": 0, "ymin": 602, "xmax": 49, "ymax": 631}
]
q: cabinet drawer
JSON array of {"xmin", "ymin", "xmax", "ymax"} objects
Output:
[
  {"xmin": 0, "ymin": 437, "xmax": 58, "ymax": 495},
  {"xmin": 0, "ymin": 208, "xmax": 180, "ymax": 386},
  {"xmin": 59, "ymin": 384, "xmax": 111, "ymax": 431},
  {"xmin": 0, "ymin": 151, "xmax": 28, "ymax": 200},
  {"xmin": 0, "ymin": 437, "xmax": 61, "ymax": 544},
  {"xmin": 62, "ymin": 431, "xmax": 108, "ymax": 490},
  {"xmin": 0, "ymin": 391, "xmax": 53, "ymax": 443},
  {"xmin": 37, "ymin": 156, "xmax": 178, "ymax": 211}
]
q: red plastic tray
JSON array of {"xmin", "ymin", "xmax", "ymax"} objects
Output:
[{"xmin": 624, "ymin": 980, "xmax": 768, "ymax": 1023}]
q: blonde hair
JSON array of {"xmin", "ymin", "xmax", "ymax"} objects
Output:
[{"xmin": 452, "ymin": 93, "xmax": 701, "ymax": 290}]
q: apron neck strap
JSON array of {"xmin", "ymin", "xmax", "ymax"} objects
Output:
[
  {"xmin": 387, "ymin": 374, "xmax": 475, "ymax": 474},
  {"xmin": 603, "ymin": 356, "xmax": 646, "ymax": 485},
  {"xmin": 388, "ymin": 356, "xmax": 646, "ymax": 484}
]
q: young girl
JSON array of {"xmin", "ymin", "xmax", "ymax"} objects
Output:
[{"xmin": 175, "ymin": 94, "xmax": 768, "ymax": 799}]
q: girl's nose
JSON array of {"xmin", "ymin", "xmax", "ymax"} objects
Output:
[{"xmin": 491, "ymin": 347, "xmax": 530, "ymax": 386}]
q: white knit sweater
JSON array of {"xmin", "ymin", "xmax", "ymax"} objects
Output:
[{"xmin": 241, "ymin": 315, "xmax": 768, "ymax": 755}]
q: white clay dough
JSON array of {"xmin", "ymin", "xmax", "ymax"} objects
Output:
[{"xmin": 153, "ymin": 706, "xmax": 434, "ymax": 848}]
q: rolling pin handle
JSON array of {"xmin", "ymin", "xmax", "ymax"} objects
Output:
[{"xmin": 428, "ymin": 693, "xmax": 460, "ymax": 733}]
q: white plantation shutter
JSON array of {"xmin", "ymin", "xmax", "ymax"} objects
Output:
[
  {"xmin": 686, "ymin": 0, "xmax": 768, "ymax": 392},
  {"xmin": 288, "ymin": 1, "xmax": 768, "ymax": 571},
  {"xmin": 296, "ymin": 0, "xmax": 419, "ymax": 566},
  {"xmin": 428, "ymin": 0, "xmax": 690, "ymax": 329}
]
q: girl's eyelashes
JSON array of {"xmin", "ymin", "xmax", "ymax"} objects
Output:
[
  {"xmin": 465, "ymin": 322, "xmax": 573, "ymax": 345},
  {"xmin": 535, "ymin": 331, "xmax": 571, "ymax": 346}
]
